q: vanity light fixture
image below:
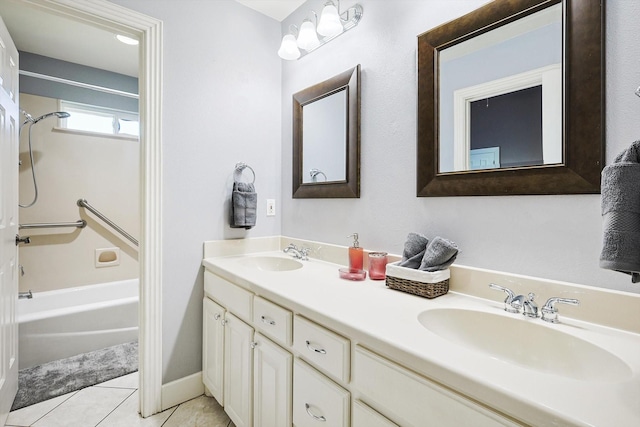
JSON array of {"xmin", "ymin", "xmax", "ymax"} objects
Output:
[
  {"xmin": 317, "ymin": 2, "xmax": 343, "ymax": 37},
  {"xmin": 297, "ymin": 19, "xmax": 321, "ymax": 51},
  {"xmin": 277, "ymin": 0, "xmax": 363, "ymax": 60}
]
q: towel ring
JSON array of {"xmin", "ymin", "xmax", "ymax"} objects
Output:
[
  {"xmin": 235, "ymin": 162, "xmax": 256, "ymax": 184},
  {"xmin": 309, "ymin": 168, "xmax": 327, "ymax": 182}
]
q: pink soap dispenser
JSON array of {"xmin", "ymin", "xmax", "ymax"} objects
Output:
[{"xmin": 347, "ymin": 233, "xmax": 364, "ymax": 270}]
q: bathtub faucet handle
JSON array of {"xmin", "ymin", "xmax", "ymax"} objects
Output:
[{"xmin": 16, "ymin": 234, "xmax": 31, "ymax": 245}]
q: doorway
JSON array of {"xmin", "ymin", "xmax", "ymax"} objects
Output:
[{"xmin": 1, "ymin": 0, "xmax": 162, "ymax": 418}]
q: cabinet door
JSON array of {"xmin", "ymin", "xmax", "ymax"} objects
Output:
[
  {"xmin": 224, "ymin": 312, "xmax": 254, "ymax": 427},
  {"xmin": 253, "ymin": 333, "xmax": 293, "ymax": 427},
  {"xmin": 202, "ymin": 298, "xmax": 225, "ymax": 405}
]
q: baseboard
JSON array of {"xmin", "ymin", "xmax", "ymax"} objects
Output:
[{"xmin": 161, "ymin": 371, "xmax": 205, "ymax": 410}]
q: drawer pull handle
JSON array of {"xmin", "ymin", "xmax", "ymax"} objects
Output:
[
  {"xmin": 305, "ymin": 340, "xmax": 327, "ymax": 355},
  {"xmin": 305, "ymin": 403, "xmax": 326, "ymax": 422},
  {"xmin": 260, "ymin": 315, "xmax": 276, "ymax": 326},
  {"xmin": 214, "ymin": 313, "xmax": 221, "ymax": 321},
  {"xmin": 221, "ymin": 319, "xmax": 227, "ymax": 326}
]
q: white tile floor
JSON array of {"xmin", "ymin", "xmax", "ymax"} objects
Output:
[{"xmin": 4, "ymin": 373, "xmax": 235, "ymax": 427}]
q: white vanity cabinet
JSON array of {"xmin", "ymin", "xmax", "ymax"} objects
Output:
[
  {"xmin": 293, "ymin": 315, "xmax": 350, "ymax": 384},
  {"xmin": 293, "ymin": 358, "xmax": 350, "ymax": 427},
  {"xmin": 253, "ymin": 333, "xmax": 292, "ymax": 427},
  {"xmin": 204, "ymin": 270, "xmax": 294, "ymax": 427},
  {"xmin": 223, "ymin": 312, "xmax": 254, "ymax": 427},
  {"xmin": 203, "ymin": 265, "xmax": 522, "ymax": 427},
  {"xmin": 353, "ymin": 346, "xmax": 522, "ymax": 427},
  {"xmin": 202, "ymin": 297, "xmax": 225, "ymax": 404},
  {"xmin": 352, "ymin": 400, "xmax": 399, "ymax": 427},
  {"xmin": 203, "ymin": 271, "xmax": 255, "ymax": 427}
]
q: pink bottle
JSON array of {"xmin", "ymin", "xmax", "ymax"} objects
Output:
[{"xmin": 348, "ymin": 233, "xmax": 363, "ymax": 270}]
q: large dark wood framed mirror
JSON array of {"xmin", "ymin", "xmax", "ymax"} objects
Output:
[
  {"xmin": 417, "ymin": 0, "xmax": 604, "ymax": 196},
  {"xmin": 293, "ymin": 65, "xmax": 360, "ymax": 198}
]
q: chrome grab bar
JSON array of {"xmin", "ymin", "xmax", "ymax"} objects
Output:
[
  {"xmin": 77, "ymin": 198, "xmax": 139, "ymax": 247},
  {"xmin": 19, "ymin": 290, "xmax": 33, "ymax": 299},
  {"xmin": 19, "ymin": 220, "xmax": 87, "ymax": 230}
]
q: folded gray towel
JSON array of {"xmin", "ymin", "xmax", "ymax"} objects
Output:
[
  {"xmin": 600, "ymin": 140, "xmax": 640, "ymax": 283},
  {"xmin": 230, "ymin": 182, "xmax": 257, "ymax": 229},
  {"xmin": 419, "ymin": 236, "xmax": 458, "ymax": 272},
  {"xmin": 398, "ymin": 233, "xmax": 429, "ymax": 268}
]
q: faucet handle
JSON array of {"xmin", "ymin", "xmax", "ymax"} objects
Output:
[
  {"xmin": 300, "ymin": 246, "xmax": 311, "ymax": 260},
  {"xmin": 488, "ymin": 283, "xmax": 519, "ymax": 313},
  {"xmin": 541, "ymin": 297, "xmax": 580, "ymax": 323}
]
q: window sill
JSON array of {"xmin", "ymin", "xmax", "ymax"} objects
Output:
[{"xmin": 53, "ymin": 127, "xmax": 139, "ymax": 141}]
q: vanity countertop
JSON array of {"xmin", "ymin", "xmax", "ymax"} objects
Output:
[{"xmin": 202, "ymin": 250, "xmax": 640, "ymax": 427}]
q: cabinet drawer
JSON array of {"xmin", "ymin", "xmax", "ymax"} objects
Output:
[
  {"xmin": 353, "ymin": 400, "xmax": 398, "ymax": 427},
  {"xmin": 293, "ymin": 359, "xmax": 350, "ymax": 427},
  {"xmin": 204, "ymin": 270, "xmax": 252, "ymax": 321},
  {"xmin": 353, "ymin": 346, "xmax": 522, "ymax": 427},
  {"xmin": 293, "ymin": 315, "xmax": 350, "ymax": 383},
  {"xmin": 253, "ymin": 296, "xmax": 292, "ymax": 346}
]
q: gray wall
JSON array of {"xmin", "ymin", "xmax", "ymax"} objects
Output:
[
  {"xmin": 109, "ymin": 0, "xmax": 283, "ymax": 384},
  {"xmin": 281, "ymin": 0, "xmax": 640, "ymax": 294},
  {"xmin": 105, "ymin": 0, "xmax": 639, "ymax": 386},
  {"xmin": 20, "ymin": 51, "xmax": 139, "ymax": 112}
]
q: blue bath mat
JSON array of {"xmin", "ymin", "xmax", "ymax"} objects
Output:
[{"xmin": 11, "ymin": 341, "xmax": 138, "ymax": 411}]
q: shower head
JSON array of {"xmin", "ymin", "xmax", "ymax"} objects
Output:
[
  {"xmin": 32, "ymin": 111, "xmax": 70, "ymax": 124},
  {"xmin": 20, "ymin": 109, "xmax": 34, "ymax": 123}
]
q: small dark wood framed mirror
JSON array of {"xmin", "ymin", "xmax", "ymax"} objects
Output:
[
  {"xmin": 417, "ymin": 0, "xmax": 604, "ymax": 196},
  {"xmin": 293, "ymin": 65, "xmax": 360, "ymax": 198}
]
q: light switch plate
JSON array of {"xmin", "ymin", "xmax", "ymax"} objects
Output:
[{"xmin": 266, "ymin": 199, "xmax": 276, "ymax": 216}]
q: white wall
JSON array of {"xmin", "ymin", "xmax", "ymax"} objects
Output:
[
  {"xmin": 281, "ymin": 0, "xmax": 640, "ymax": 294},
  {"xmin": 109, "ymin": 0, "xmax": 283, "ymax": 383},
  {"xmin": 18, "ymin": 94, "xmax": 139, "ymax": 292}
]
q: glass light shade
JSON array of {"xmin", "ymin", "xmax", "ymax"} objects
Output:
[
  {"xmin": 278, "ymin": 34, "xmax": 301, "ymax": 60},
  {"xmin": 116, "ymin": 34, "xmax": 139, "ymax": 45},
  {"xmin": 317, "ymin": 3, "xmax": 343, "ymax": 37},
  {"xmin": 297, "ymin": 20, "xmax": 320, "ymax": 51}
]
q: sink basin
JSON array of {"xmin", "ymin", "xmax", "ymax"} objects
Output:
[
  {"xmin": 417, "ymin": 308, "xmax": 632, "ymax": 382},
  {"xmin": 240, "ymin": 256, "xmax": 303, "ymax": 272}
]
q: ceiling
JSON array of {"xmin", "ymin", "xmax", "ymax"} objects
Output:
[
  {"xmin": 0, "ymin": 0, "xmax": 303, "ymax": 79},
  {"xmin": 234, "ymin": 0, "xmax": 305, "ymax": 21},
  {"xmin": 0, "ymin": 0, "xmax": 139, "ymax": 77}
]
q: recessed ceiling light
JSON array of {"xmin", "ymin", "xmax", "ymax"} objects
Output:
[{"xmin": 116, "ymin": 34, "xmax": 139, "ymax": 45}]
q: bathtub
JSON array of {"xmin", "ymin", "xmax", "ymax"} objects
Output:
[{"xmin": 17, "ymin": 279, "xmax": 138, "ymax": 369}]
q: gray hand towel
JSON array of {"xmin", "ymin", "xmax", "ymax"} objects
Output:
[
  {"xmin": 419, "ymin": 236, "xmax": 458, "ymax": 272},
  {"xmin": 599, "ymin": 140, "xmax": 640, "ymax": 283},
  {"xmin": 230, "ymin": 182, "xmax": 257, "ymax": 229},
  {"xmin": 398, "ymin": 233, "xmax": 429, "ymax": 269}
]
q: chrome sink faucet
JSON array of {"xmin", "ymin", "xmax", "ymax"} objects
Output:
[
  {"xmin": 541, "ymin": 297, "xmax": 580, "ymax": 323},
  {"xmin": 511, "ymin": 293, "xmax": 539, "ymax": 318},
  {"xmin": 490, "ymin": 284, "xmax": 580, "ymax": 322},
  {"xmin": 283, "ymin": 243, "xmax": 310, "ymax": 260},
  {"xmin": 488, "ymin": 283, "xmax": 519, "ymax": 313},
  {"xmin": 489, "ymin": 284, "xmax": 538, "ymax": 317}
]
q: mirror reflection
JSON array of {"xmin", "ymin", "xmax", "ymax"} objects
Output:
[
  {"xmin": 302, "ymin": 89, "xmax": 347, "ymax": 183},
  {"xmin": 438, "ymin": 3, "xmax": 562, "ymax": 173},
  {"xmin": 292, "ymin": 65, "xmax": 360, "ymax": 198}
]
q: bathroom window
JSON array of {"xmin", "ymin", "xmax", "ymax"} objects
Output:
[{"xmin": 59, "ymin": 101, "xmax": 139, "ymax": 138}]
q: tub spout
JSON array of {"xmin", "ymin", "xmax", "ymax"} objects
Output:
[{"xmin": 19, "ymin": 290, "xmax": 33, "ymax": 299}]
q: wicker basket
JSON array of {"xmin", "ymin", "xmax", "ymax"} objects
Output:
[{"xmin": 385, "ymin": 261, "xmax": 450, "ymax": 299}]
